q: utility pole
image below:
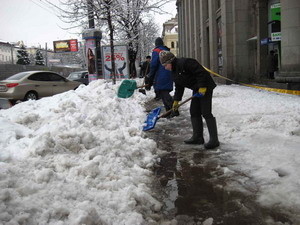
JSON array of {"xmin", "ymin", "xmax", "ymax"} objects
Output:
[
  {"xmin": 45, "ymin": 43, "xmax": 48, "ymax": 67},
  {"xmin": 10, "ymin": 43, "xmax": 14, "ymax": 64},
  {"xmin": 87, "ymin": 0, "xmax": 95, "ymax": 28}
]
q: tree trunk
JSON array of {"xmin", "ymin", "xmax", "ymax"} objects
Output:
[{"xmin": 107, "ymin": 8, "xmax": 116, "ymax": 84}]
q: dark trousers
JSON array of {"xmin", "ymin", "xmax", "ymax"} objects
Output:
[
  {"xmin": 158, "ymin": 90, "xmax": 173, "ymax": 111},
  {"xmin": 190, "ymin": 90, "xmax": 214, "ymax": 120}
]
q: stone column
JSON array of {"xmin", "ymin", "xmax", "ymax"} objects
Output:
[
  {"xmin": 200, "ymin": 0, "xmax": 209, "ymax": 67},
  {"xmin": 232, "ymin": 0, "xmax": 251, "ymax": 82},
  {"xmin": 256, "ymin": 1, "xmax": 268, "ymax": 79},
  {"xmin": 183, "ymin": 0, "xmax": 189, "ymax": 57},
  {"xmin": 188, "ymin": 0, "xmax": 195, "ymax": 58},
  {"xmin": 176, "ymin": 0, "xmax": 183, "ymax": 57},
  {"xmin": 208, "ymin": 0, "xmax": 218, "ymax": 72},
  {"xmin": 278, "ymin": 0, "xmax": 300, "ymax": 87},
  {"xmin": 220, "ymin": 0, "xmax": 234, "ymax": 81},
  {"xmin": 193, "ymin": 0, "xmax": 201, "ymax": 61}
]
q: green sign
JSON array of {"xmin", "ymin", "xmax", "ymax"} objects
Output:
[
  {"xmin": 271, "ymin": 32, "xmax": 281, "ymax": 41},
  {"xmin": 271, "ymin": 3, "xmax": 281, "ymax": 21}
]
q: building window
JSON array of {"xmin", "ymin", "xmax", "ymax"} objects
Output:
[{"xmin": 171, "ymin": 42, "xmax": 175, "ymax": 49}]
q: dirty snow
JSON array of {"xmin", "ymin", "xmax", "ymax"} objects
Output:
[{"xmin": 0, "ymin": 79, "xmax": 299, "ymax": 224}]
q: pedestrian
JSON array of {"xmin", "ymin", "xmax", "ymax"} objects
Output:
[
  {"xmin": 146, "ymin": 37, "xmax": 173, "ymax": 108},
  {"xmin": 267, "ymin": 50, "xmax": 277, "ymax": 79},
  {"xmin": 159, "ymin": 50, "xmax": 220, "ymax": 149},
  {"xmin": 139, "ymin": 56, "xmax": 151, "ymax": 78}
]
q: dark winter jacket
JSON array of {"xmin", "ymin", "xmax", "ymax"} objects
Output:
[
  {"xmin": 140, "ymin": 61, "xmax": 150, "ymax": 77},
  {"xmin": 171, "ymin": 58, "xmax": 217, "ymax": 101},
  {"xmin": 148, "ymin": 46, "xmax": 173, "ymax": 91}
]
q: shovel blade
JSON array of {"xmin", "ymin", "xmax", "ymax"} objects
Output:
[
  {"xmin": 142, "ymin": 107, "xmax": 162, "ymax": 131},
  {"xmin": 117, "ymin": 80, "xmax": 138, "ymax": 98}
]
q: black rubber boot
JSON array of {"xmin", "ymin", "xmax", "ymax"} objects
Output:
[
  {"xmin": 184, "ymin": 117, "xmax": 204, "ymax": 144},
  {"xmin": 204, "ymin": 117, "xmax": 220, "ymax": 149}
]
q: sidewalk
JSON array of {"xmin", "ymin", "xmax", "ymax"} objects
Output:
[{"xmin": 143, "ymin": 85, "xmax": 299, "ymax": 224}]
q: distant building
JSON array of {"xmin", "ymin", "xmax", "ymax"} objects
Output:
[
  {"xmin": 162, "ymin": 15, "xmax": 179, "ymax": 56},
  {"xmin": 0, "ymin": 41, "xmax": 15, "ymax": 64},
  {"xmin": 0, "ymin": 40, "xmax": 84, "ymax": 68}
]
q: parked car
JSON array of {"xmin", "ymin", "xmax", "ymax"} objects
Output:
[
  {"xmin": 67, "ymin": 71, "xmax": 89, "ymax": 85},
  {"xmin": 0, "ymin": 98, "xmax": 12, "ymax": 109},
  {"xmin": 0, "ymin": 71, "xmax": 81, "ymax": 102}
]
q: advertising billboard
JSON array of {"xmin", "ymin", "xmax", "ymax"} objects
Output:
[
  {"xmin": 85, "ymin": 39, "xmax": 98, "ymax": 82},
  {"xmin": 53, "ymin": 39, "xmax": 78, "ymax": 53},
  {"xmin": 102, "ymin": 45, "xmax": 129, "ymax": 79}
]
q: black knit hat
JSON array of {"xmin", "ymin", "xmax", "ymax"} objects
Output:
[
  {"xmin": 155, "ymin": 37, "xmax": 164, "ymax": 47},
  {"xmin": 159, "ymin": 50, "xmax": 175, "ymax": 66}
]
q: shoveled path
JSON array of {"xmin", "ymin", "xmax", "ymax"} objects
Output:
[{"xmin": 143, "ymin": 98, "xmax": 292, "ymax": 225}]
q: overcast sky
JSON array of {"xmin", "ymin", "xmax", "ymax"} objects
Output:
[{"xmin": 0, "ymin": 0, "xmax": 177, "ymax": 50}]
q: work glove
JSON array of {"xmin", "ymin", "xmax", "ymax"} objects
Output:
[
  {"xmin": 172, "ymin": 101, "xmax": 180, "ymax": 111},
  {"xmin": 193, "ymin": 87, "xmax": 207, "ymax": 98}
]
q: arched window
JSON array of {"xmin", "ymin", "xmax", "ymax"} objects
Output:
[{"xmin": 171, "ymin": 42, "xmax": 175, "ymax": 49}]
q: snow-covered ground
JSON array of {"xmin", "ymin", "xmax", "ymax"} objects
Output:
[
  {"xmin": 212, "ymin": 85, "xmax": 300, "ymax": 223},
  {"xmin": 0, "ymin": 79, "xmax": 299, "ymax": 224}
]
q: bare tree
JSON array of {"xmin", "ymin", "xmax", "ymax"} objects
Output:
[
  {"xmin": 139, "ymin": 19, "xmax": 160, "ymax": 59},
  {"xmin": 113, "ymin": 0, "xmax": 175, "ymax": 77},
  {"xmin": 45, "ymin": 0, "xmax": 175, "ymax": 81}
]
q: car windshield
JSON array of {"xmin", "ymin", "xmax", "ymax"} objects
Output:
[
  {"xmin": 68, "ymin": 72, "xmax": 81, "ymax": 79},
  {"xmin": 6, "ymin": 72, "xmax": 32, "ymax": 80}
]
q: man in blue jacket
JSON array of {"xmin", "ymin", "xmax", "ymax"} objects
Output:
[{"xmin": 146, "ymin": 37, "xmax": 174, "ymax": 112}]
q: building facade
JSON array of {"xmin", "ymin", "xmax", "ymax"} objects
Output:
[
  {"xmin": 162, "ymin": 16, "xmax": 179, "ymax": 56},
  {"xmin": 0, "ymin": 41, "xmax": 84, "ymax": 68},
  {"xmin": 0, "ymin": 41, "xmax": 15, "ymax": 64},
  {"xmin": 176, "ymin": 0, "xmax": 300, "ymax": 90}
]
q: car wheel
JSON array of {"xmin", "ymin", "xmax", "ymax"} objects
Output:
[{"xmin": 24, "ymin": 91, "xmax": 38, "ymax": 101}]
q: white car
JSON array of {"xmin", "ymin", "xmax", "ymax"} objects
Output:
[{"xmin": 0, "ymin": 71, "xmax": 81, "ymax": 102}]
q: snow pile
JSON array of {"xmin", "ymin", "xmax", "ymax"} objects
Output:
[
  {"xmin": 213, "ymin": 85, "xmax": 300, "ymax": 218},
  {"xmin": 0, "ymin": 80, "xmax": 160, "ymax": 225}
]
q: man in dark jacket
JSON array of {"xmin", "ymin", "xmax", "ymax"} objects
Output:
[
  {"xmin": 159, "ymin": 50, "xmax": 219, "ymax": 149},
  {"xmin": 146, "ymin": 37, "xmax": 173, "ymax": 110},
  {"xmin": 139, "ymin": 56, "xmax": 151, "ymax": 78}
]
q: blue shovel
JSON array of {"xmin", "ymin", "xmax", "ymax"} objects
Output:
[{"xmin": 143, "ymin": 96, "xmax": 195, "ymax": 131}]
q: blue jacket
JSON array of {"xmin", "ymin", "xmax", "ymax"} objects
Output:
[{"xmin": 148, "ymin": 46, "xmax": 173, "ymax": 91}]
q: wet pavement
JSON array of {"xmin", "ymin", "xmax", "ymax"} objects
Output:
[{"xmin": 143, "ymin": 99, "xmax": 293, "ymax": 225}]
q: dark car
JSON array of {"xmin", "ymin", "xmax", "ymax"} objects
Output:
[
  {"xmin": 67, "ymin": 71, "xmax": 89, "ymax": 85},
  {"xmin": 0, "ymin": 71, "xmax": 81, "ymax": 102}
]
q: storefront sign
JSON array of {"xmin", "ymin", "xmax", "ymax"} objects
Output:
[
  {"xmin": 271, "ymin": 32, "xmax": 281, "ymax": 41},
  {"xmin": 271, "ymin": 3, "xmax": 281, "ymax": 21}
]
